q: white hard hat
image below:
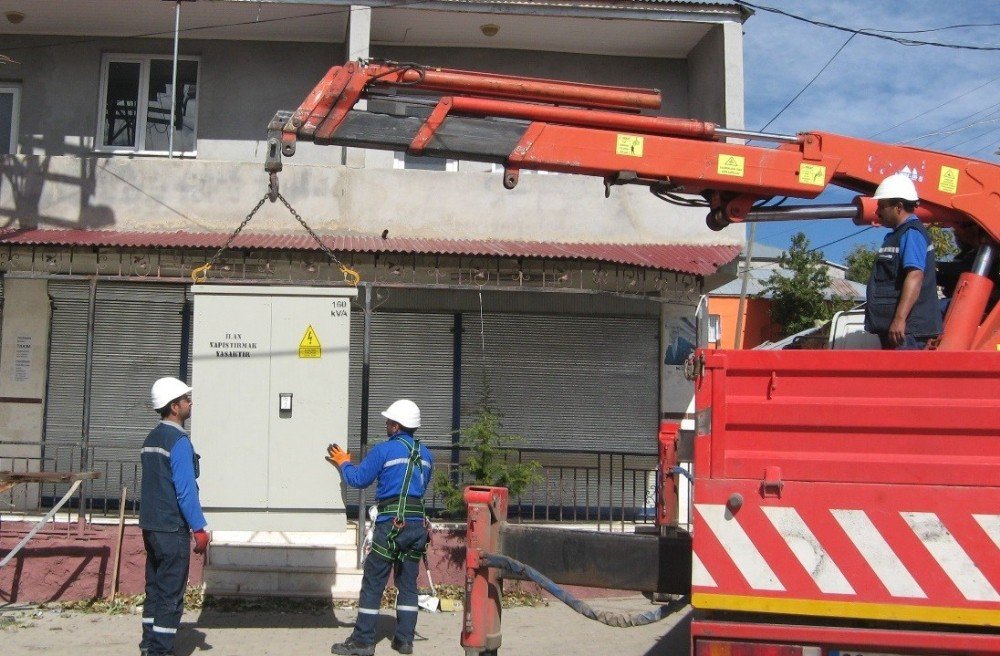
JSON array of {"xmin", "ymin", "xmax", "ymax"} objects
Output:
[
  {"xmin": 151, "ymin": 377, "xmax": 192, "ymax": 411},
  {"xmin": 381, "ymin": 399, "xmax": 421, "ymax": 429},
  {"xmin": 873, "ymin": 174, "xmax": 919, "ymax": 202}
]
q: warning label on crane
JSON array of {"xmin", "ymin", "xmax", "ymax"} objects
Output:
[
  {"xmin": 938, "ymin": 166, "xmax": 959, "ymax": 194},
  {"xmin": 798, "ymin": 163, "xmax": 826, "ymax": 186},
  {"xmin": 298, "ymin": 325, "xmax": 322, "ymax": 359},
  {"xmin": 717, "ymin": 155, "xmax": 745, "ymax": 177},
  {"xmin": 615, "ymin": 135, "xmax": 644, "ymax": 157}
]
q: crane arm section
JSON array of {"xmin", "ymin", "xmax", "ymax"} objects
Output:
[{"xmin": 265, "ymin": 60, "xmax": 1000, "ymax": 350}]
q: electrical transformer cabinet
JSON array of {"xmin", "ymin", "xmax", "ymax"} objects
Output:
[{"xmin": 191, "ymin": 285, "xmax": 357, "ymax": 532}]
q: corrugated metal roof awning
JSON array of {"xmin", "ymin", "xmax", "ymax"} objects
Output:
[{"xmin": 0, "ymin": 229, "xmax": 740, "ymax": 276}]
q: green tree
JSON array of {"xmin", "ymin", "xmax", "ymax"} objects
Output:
[
  {"xmin": 760, "ymin": 232, "xmax": 854, "ymax": 337},
  {"xmin": 844, "ymin": 225, "xmax": 958, "ymax": 285},
  {"xmin": 432, "ymin": 387, "xmax": 542, "ymax": 518},
  {"xmin": 845, "ymin": 243, "xmax": 877, "ymax": 283}
]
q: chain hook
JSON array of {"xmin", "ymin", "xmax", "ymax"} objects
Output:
[{"xmin": 268, "ymin": 172, "xmax": 280, "ymax": 203}]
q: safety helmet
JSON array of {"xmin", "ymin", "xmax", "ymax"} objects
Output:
[
  {"xmin": 873, "ymin": 174, "xmax": 919, "ymax": 202},
  {"xmin": 151, "ymin": 377, "xmax": 192, "ymax": 411},
  {"xmin": 381, "ymin": 399, "xmax": 421, "ymax": 429}
]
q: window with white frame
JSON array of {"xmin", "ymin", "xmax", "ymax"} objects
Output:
[
  {"xmin": 96, "ymin": 54, "xmax": 199, "ymax": 155},
  {"xmin": 393, "ymin": 151, "xmax": 458, "ymax": 172},
  {"xmin": 0, "ymin": 83, "xmax": 20, "ymax": 154}
]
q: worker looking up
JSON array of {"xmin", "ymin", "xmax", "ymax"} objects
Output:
[
  {"xmin": 864, "ymin": 173, "xmax": 941, "ymax": 349},
  {"xmin": 139, "ymin": 377, "xmax": 209, "ymax": 656},
  {"xmin": 327, "ymin": 399, "xmax": 434, "ymax": 656}
]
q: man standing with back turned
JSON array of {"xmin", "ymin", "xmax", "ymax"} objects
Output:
[
  {"xmin": 139, "ymin": 377, "xmax": 210, "ymax": 656},
  {"xmin": 865, "ymin": 173, "xmax": 942, "ymax": 349},
  {"xmin": 326, "ymin": 399, "xmax": 433, "ymax": 656}
]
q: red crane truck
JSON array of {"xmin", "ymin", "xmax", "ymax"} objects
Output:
[{"xmin": 265, "ymin": 60, "xmax": 1000, "ymax": 656}]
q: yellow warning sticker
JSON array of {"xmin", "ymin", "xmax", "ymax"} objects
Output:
[
  {"xmin": 798, "ymin": 163, "xmax": 826, "ymax": 186},
  {"xmin": 717, "ymin": 155, "xmax": 745, "ymax": 177},
  {"xmin": 616, "ymin": 135, "xmax": 644, "ymax": 157},
  {"xmin": 938, "ymin": 166, "xmax": 959, "ymax": 194},
  {"xmin": 298, "ymin": 325, "xmax": 322, "ymax": 359}
]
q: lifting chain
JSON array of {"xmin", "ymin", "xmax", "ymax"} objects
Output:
[{"xmin": 191, "ymin": 175, "xmax": 360, "ymax": 286}]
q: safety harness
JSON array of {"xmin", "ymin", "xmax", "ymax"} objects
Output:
[{"xmin": 370, "ymin": 435, "xmax": 428, "ymax": 563}]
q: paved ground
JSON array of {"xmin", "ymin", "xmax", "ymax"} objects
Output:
[{"xmin": 1, "ymin": 595, "xmax": 691, "ymax": 656}]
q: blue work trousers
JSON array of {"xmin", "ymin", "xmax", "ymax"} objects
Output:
[
  {"xmin": 351, "ymin": 521, "xmax": 428, "ymax": 645},
  {"xmin": 141, "ymin": 528, "xmax": 191, "ymax": 656}
]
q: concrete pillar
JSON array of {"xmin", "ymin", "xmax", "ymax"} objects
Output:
[
  {"xmin": 0, "ymin": 278, "xmax": 52, "ymax": 511},
  {"xmin": 343, "ymin": 5, "xmax": 371, "ymax": 169}
]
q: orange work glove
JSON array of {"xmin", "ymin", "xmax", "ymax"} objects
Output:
[
  {"xmin": 326, "ymin": 443, "xmax": 351, "ymax": 467},
  {"xmin": 192, "ymin": 529, "xmax": 210, "ymax": 554}
]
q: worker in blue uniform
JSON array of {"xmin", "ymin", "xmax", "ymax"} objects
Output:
[
  {"xmin": 864, "ymin": 173, "xmax": 942, "ymax": 350},
  {"xmin": 139, "ymin": 377, "xmax": 209, "ymax": 656},
  {"xmin": 327, "ymin": 399, "xmax": 433, "ymax": 656}
]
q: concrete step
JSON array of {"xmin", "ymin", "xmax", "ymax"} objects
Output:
[
  {"xmin": 209, "ymin": 542, "xmax": 360, "ymax": 570},
  {"xmin": 204, "ymin": 566, "xmax": 365, "ymax": 598},
  {"xmin": 204, "ymin": 528, "xmax": 365, "ymax": 598}
]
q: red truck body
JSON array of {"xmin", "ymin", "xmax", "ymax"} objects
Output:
[{"xmin": 690, "ymin": 349, "xmax": 1000, "ymax": 654}]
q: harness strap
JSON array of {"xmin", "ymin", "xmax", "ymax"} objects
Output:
[{"xmin": 373, "ymin": 435, "xmax": 427, "ymax": 563}]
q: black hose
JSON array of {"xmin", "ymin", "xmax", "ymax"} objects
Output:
[{"xmin": 483, "ymin": 553, "xmax": 674, "ymax": 628}]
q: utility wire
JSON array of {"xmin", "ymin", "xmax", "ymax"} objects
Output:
[
  {"xmin": 757, "ymin": 33, "xmax": 856, "ymax": 132},
  {"xmin": 912, "ymin": 102, "xmax": 1000, "ymax": 146},
  {"xmin": 1, "ymin": 2, "xmax": 430, "ymax": 53},
  {"xmin": 909, "ymin": 117, "xmax": 1000, "ymax": 143},
  {"xmin": 868, "ymin": 77, "xmax": 1000, "ymax": 138},
  {"xmin": 735, "ymin": 1, "xmax": 1000, "ymax": 51}
]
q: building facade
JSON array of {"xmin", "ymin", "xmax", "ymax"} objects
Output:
[{"xmin": 0, "ymin": 0, "xmax": 747, "ymax": 517}]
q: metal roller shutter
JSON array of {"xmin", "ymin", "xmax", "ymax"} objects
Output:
[
  {"xmin": 43, "ymin": 280, "xmax": 187, "ymax": 506},
  {"xmin": 459, "ymin": 312, "xmax": 660, "ymax": 517},
  {"xmin": 460, "ymin": 313, "xmax": 659, "ymax": 451},
  {"xmin": 343, "ymin": 311, "xmax": 454, "ymax": 511},
  {"xmin": 87, "ymin": 282, "xmax": 187, "ymax": 504},
  {"xmin": 348, "ymin": 311, "xmax": 455, "ymax": 449}
]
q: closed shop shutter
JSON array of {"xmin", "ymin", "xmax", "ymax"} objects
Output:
[
  {"xmin": 44, "ymin": 280, "xmax": 188, "ymax": 507},
  {"xmin": 460, "ymin": 313, "xmax": 659, "ymax": 452},
  {"xmin": 459, "ymin": 312, "xmax": 660, "ymax": 518},
  {"xmin": 342, "ymin": 311, "xmax": 454, "ymax": 509}
]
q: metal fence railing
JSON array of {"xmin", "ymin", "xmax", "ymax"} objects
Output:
[{"xmin": 2, "ymin": 440, "xmax": 663, "ymax": 528}]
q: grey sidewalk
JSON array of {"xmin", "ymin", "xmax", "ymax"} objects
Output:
[{"xmin": 2, "ymin": 595, "xmax": 690, "ymax": 656}]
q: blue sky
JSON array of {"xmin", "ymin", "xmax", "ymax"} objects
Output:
[{"xmin": 738, "ymin": 0, "xmax": 999, "ymax": 263}]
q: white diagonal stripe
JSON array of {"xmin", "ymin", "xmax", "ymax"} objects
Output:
[
  {"xmin": 973, "ymin": 514, "xmax": 1000, "ymax": 551},
  {"xmin": 762, "ymin": 507, "xmax": 854, "ymax": 595},
  {"xmin": 832, "ymin": 509, "xmax": 925, "ymax": 598},
  {"xmin": 691, "ymin": 552, "xmax": 717, "ymax": 588},
  {"xmin": 902, "ymin": 512, "xmax": 1000, "ymax": 602},
  {"xmin": 695, "ymin": 504, "xmax": 784, "ymax": 591}
]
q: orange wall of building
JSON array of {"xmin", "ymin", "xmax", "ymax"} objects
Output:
[{"xmin": 709, "ymin": 296, "xmax": 779, "ymax": 349}]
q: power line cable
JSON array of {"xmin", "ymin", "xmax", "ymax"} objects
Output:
[
  {"xmin": 735, "ymin": 1, "xmax": 1000, "ymax": 50},
  {"xmin": 1, "ymin": 2, "xmax": 430, "ymax": 53},
  {"xmin": 868, "ymin": 77, "xmax": 1000, "ymax": 138},
  {"xmin": 908, "ymin": 116, "xmax": 1000, "ymax": 143},
  {"xmin": 936, "ymin": 124, "xmax": 1000, "ymax": 153},
  {"xmin": 913, "ymin": 102, "xmax": 1000, "ymax": 146},
  {"xmin": 757, "ymin": 33, "xmax": 856, "ymax": 132}
]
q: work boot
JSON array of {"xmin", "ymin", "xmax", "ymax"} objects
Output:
[
  {"xmin": 331, "ymin": 638, "xmax": 376, "ymax": 656},
  {"xmin": 391, "ymin": 637, "xmax": 414, "ymax": 654}
]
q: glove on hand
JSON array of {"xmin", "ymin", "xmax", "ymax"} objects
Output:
[
  {"xmin": 193, "ymin": 529, "xmax": 210, "ymax": 554},
  {"xmin": 326, "ymin": 443, "xmax": 351, "ymax": 467}
]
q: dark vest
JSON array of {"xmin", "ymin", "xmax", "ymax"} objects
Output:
[
  {"xmin": 865, "ymin": 219, "xmax": 941, "ymax": 337},
  {"xmin": 139, "ymin": 422, "xmax": 197, "ymax": 532}
]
